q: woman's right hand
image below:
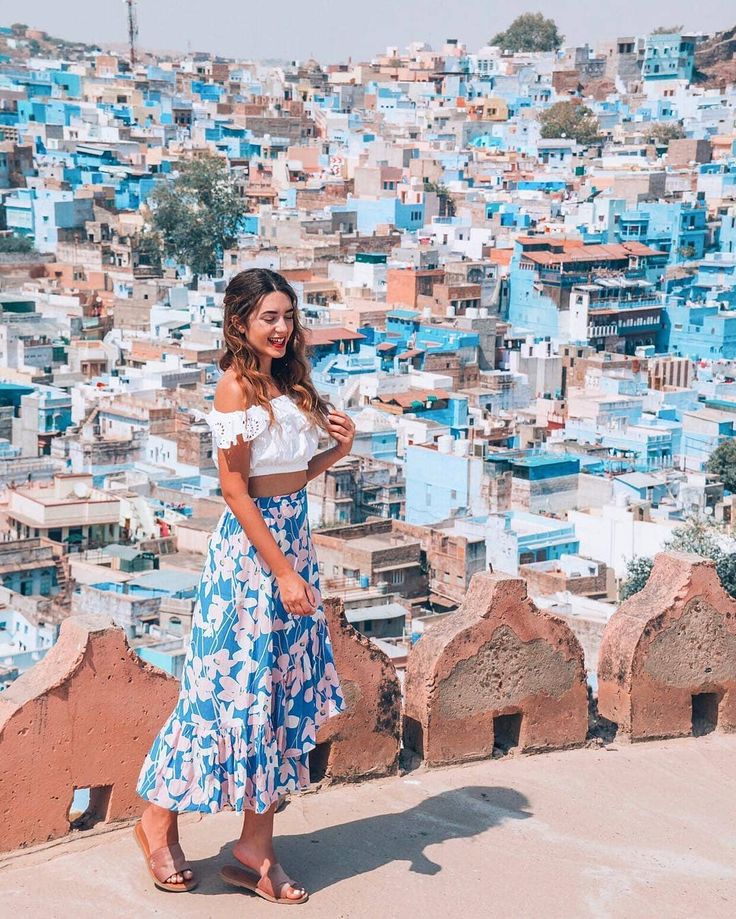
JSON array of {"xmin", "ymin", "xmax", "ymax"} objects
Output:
[{"xmin": 276, "ymin": 569, "xmax": 318, "ymax": 616}]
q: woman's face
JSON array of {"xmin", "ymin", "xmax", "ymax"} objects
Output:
[{"xmin": 240, "ymin": 291, "xmax": 295, "ymax": 361}]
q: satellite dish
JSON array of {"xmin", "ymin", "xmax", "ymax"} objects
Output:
[{"xmin": 73, "ymin": 482, "xmax": 90, "ymax": 498}]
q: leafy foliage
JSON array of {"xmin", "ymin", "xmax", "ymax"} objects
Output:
[
  {"xmin": 148, "ymin": 153, "xmax": 246, "ymax": 278},
  {"xmin": 0, "ymin": 236, "xmax": 34, "ymax": 253},
  {"xmin": 133, "ymin": 230, "xmax": 163, "ymax": 271},
  {"xmin": 539, "ymin": 101, "xmax": 602, "ymax": 146},
  {"xmin": 491, "ymin": 13, "xmax": 563, "ymax": 52},
  {"xmin": 646, "ymin": 122, "xmax": 686, "ymax": 145},
  {"xmin": 424, "ymin": 180, "xmax": 456, "ymax": 217},
  {"xmin": 706, "ymin": 439, "xmax": 736, "ymax": 494},
  {"xmin": 620, "ymin": 518, "xmax": 736, "ymax": 599},
  {"xmin": 620, "ymin": 556, "xmax": 654, "ymax": 599}
]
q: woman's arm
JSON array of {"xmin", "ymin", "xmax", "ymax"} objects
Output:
[
  {"xmin": 214, "ymin": 376, "xmax": 315, "ymax": 615},
  {"xmin": 305, "ymin": 408, "xmax": 356, "ymax": 482},
  {"xmin": 305, "ymin": 443, "xmax": 345, "ymax": 482}
]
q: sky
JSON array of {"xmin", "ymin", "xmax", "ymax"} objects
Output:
[{"xmin": 6, "ymin": 1, "xmax": 736, "ymax": 62}]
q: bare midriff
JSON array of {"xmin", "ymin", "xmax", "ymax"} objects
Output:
[
  {"xmin": 248, "ymin": 471, "xmax": 308, "ymax": 499},
  {"xmin": 246, "ymin": 388, "xmax": 309, "ymax": 498}
]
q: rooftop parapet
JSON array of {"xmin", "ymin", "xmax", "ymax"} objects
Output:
[
  {"xmin": 403, "ymin": 571, "xmax": 588, "ymax": 765},
  {"xmin": 598, "ymin": 551, "xmax": 736, "ymax": 740},
  {"xmin": 0, "ymin": 614, "xmax": 179, "ymax": 853},
  {"xmin": 315, "ymin": 597, "xmax": 401, "ymax": 783}
]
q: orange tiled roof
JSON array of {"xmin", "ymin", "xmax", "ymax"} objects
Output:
[
  {"xmin": 397, "ymin": 348, "xmax": 425, "ymax": 359},
  {"xmin": 523, "ymin": 241, "xmax": 664, "ymax": 266},
  {"xmin": 375, "ymin": 388, "xmax": 449, "ymax": 406},
  {"xmin": 304, "ymin": 326, "xmax": 367, "ymax": 346}
]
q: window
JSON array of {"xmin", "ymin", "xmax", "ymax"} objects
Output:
[{"xmin": 390, "ymin": 570, "xmax": 404, "ymax": 584}]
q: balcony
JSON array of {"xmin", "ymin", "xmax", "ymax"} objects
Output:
[{"xmin": 2, "ymin": 553, "xmax": 736, "ymax": 915}]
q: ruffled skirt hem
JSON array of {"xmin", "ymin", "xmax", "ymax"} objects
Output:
[{"xmin": 137, "ymin": 695, "xmax": 345, "ymax": 815}]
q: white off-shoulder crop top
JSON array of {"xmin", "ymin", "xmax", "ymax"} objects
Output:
[{"xmin": 201, "ymin": 394, "xmax": 321, "ymax": 477}]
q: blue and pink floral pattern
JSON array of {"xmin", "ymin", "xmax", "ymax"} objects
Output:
[{"xmin": 137, "ymin": 487, "xmax": 345, "ymax": 814}]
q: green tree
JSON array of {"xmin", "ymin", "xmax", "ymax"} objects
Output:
[
  {"xmin": 652, "ymin": 25, "xmax": 684, "ymax": 35},
  {"xmin": 0, "ymin": 236, "xmax": 34, "ymax": 254},
  {"xmin": 149, "ymin": 153, "xmax": 246, "ymax": 280},
  {"xmin": 424, "ymin": 180, "xmax": 456, "ymax": 217},
  {"xmin": 491, "ymin": 13, "xmax": 563, "ymax": 53},
  {"xmin": 539, "ymin": 101, "xmax": 602, "ymax": 146},
  {"xmin": 707, "ymin": 439, "xmax": 736, "ymax": 494},
  {"xmin": 620, "ymin": 518, "xmax": 736, "ymax": 599},
  {"xmin": 647, "ymin": 122, "xmax": 686, "ymax": 145},
  {"xmin": 133, "ymin": 229, "xmax": 163, "ymax": 272},
  {"xmin": 620, "ymin": 556, "xmax": 654, "ymax": 599}
]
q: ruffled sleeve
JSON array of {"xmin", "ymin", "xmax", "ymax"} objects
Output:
[{"xmin": 204, "ymin": 406, "xmax": 269, "ymax": 450}]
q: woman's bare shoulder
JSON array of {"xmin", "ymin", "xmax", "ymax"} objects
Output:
[{"xmin": 214, "ymin": 371, "xmax": 253, "ymax": 412}]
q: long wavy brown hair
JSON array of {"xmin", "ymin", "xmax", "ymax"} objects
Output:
[{"xmin": 220, "ymin": 268, "xmax": 332, "ymax": 430}]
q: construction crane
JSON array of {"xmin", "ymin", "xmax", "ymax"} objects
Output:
[{"xmin": 124, "ymin": 0, "xmax": 138, "ymax": 66}]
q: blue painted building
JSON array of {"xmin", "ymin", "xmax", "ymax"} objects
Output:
[
  {"xmin": 333, "ymin": 197, "xmax": 425, "ymax": 234},
  {"xmin": 615, "ymin": 201, "xmax": 707, "ymax": 264},
  {"xmin": 376, "ymin": 310, "xmax": 480, "ymax": 376},
  {"xmin": 664, "ymin": 301, "xmax": 736, "ymax": 361},
  {"xmin": 486, "ymin": 511, "xmax": 580, "ymax": 575},
  {"xmin": 404, "ymin": 441, "xmax": 485, "ymax": 525},
  {"xmin": 507, "ymin": 237, "xmax": 667, "ymax": 341},
  {"xmin": 642, "ymin": 32, "xmax": 695, "ymax": 83}
]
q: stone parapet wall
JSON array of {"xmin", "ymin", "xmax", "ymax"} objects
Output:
[
  {"xmin": 1, "ymin": 554, "xmax": 735, "ymax": 854},
  {"xmin": 598, "ymin": 551, "xmax": 736, "ymax": 740},
  {"xmin": 403, "ymin": 572, "xmax": 589, "ymax": 765}
]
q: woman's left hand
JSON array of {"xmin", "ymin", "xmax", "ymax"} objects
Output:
[{"xmin": 326, "ymin": 409, "xmax": 356, "ymax": 457}]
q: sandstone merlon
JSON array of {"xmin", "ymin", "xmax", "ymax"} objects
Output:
[
  {"xmin": 315, "ymin": 597, "xmax": 401, "ymax": 782},
  {"xmin": 598, "ymin": 551, "xmax": 736, "ymax": 741},
  {"xmin": 0, "ymin": 614, "xmax": 179, "ymax": 853},
  {"xmin": 403, "ymin": 571, "xmax": 588, "ymax": 766}
]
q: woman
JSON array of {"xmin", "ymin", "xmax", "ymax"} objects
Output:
[{"xmin": 135, "ymin": 268, "xmax": 354, "ymax": 903}]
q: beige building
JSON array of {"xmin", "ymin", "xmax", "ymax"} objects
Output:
[{"xmin": 6, "ymin": 474, "xmax": 121, "ymax": 548}]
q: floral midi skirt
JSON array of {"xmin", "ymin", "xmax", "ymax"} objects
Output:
[{"xmin": 137, "ymin": 487, "xmax": 345, "ymax": 814}]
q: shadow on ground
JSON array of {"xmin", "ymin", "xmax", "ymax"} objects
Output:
[{"xmin": 187, "ymin": 784, "xmax": 531, "ymax": 897}]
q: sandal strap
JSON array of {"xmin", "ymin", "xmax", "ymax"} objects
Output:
[
  {"xmin": 149, "ymin": 842, "xmax": 190, "ymax": 883},
  {"xmin": 258, "ymin": 866, "xmax": 305, "ymax": 900}
]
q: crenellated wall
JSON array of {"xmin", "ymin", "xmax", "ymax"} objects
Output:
[
  {"xmin": 0, "ymin": 614, "xmax": 179, "ymax": 853},
  {"xmin": 598, "ymin": 551, "xmax": 736, "ymax": 740},
  {"xmin": 1, "ymin": 555, "xmax": 735, "ymax": 855},
  {"xmin": 403, "ymin": 571, "xmax": 589, "ymax": 765}
]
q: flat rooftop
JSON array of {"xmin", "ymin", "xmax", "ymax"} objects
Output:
[
  {"xmin": 3, "ymin": 735, "xmax": 735, "ymax": 918},
  {"xmin": 347, "ymin": 533, "xmax": 419, "ymax": 553}
]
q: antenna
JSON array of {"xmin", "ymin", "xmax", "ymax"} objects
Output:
[{"xmin": 125, "ymin": 0, "xmax": 139, "ymax": 66}]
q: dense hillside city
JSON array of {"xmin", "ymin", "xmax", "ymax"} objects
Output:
[{"xmin": 1, "ymin": 15, "xmax": 736, "ymax": 691}]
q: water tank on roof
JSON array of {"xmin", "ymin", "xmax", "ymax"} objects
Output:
[
  {"xmin": 453, "ymin": 438, "xmax": 470, "ymax": 456},
  {"xmin": 479, "ymin": 307, "xmax": 489, "ymax": 318},
  {"xmin": 438, "ymin": 434, "xmax": 454, "ymax": 454},
  {"xmin": 360, "ymin": 574, "xmax": 369, "ymax": 588},
  {"xmin": 466, "ymin": 307, "xmax": 479, "ymax": 319},
  {"xmin": 446, "ymin": 305, "xmax": 456, "ymax": 317},
  {"xmin": 376, "ymin": 581, "xmax": 389, "ymax": 594}
]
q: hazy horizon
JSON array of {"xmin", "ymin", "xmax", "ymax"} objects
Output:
[{"xmin": 5, "ymin": 1, "xmax": 736, "ymax": 63}]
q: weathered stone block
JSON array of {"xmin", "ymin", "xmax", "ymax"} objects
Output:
[
  {"xmin": 403, "ymin": 572, "xmax": 588, "ymax": 766},
  {"xmin": 598, "ymin": 551, "xmax": 736, "ymax": 740},
  {"xmin": 0, "ymin": 614, "xmax": 178, "ymax": 853},
  {"xmin": 315, "ymin": 597, "xmax": 401, "ymax": 782}
]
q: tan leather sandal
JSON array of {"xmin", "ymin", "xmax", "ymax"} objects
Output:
[
  {"xmin": 220, "ymin": 863, "xmax": 309, "ymax": 904},
  {"xmin": 134, "ymin": 822, "xmax": 198, "ymax": 892}
]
